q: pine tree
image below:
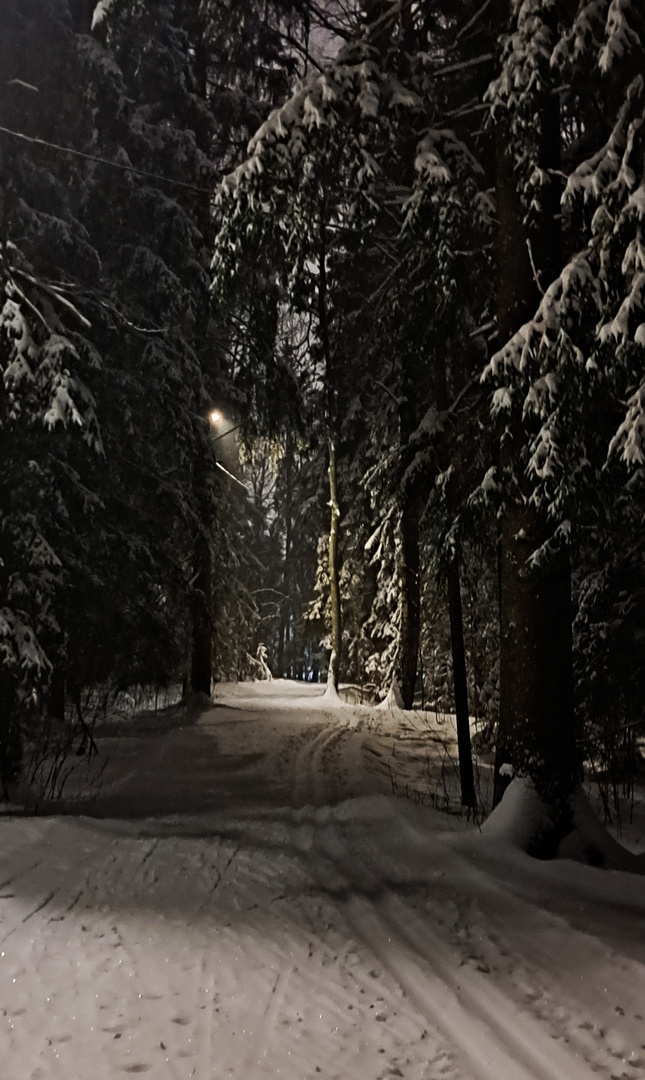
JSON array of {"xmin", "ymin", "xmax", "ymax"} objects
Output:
[
  {"xmin": 0, "ymin": 0, "xmax": 103, "ymax": 787},
  {"xmin": 0, "ymin": 0, "xmax": 310, "ymax": 795},
  {"xmin": 481, "ymin": 0, "xmax": 645, "ymax": 837}
]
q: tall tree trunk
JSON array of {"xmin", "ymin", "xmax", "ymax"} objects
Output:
[
  {"xmin": 396, "ymin": 376, "xmax": 421, "ymax": 708},
  {"xmin": 278, "ymin": 431, "xmax": 293, "ymax": 677},
  {"xmin": 491, "ymin": 1, "xmax": 579, "ymax": 839},
  {"xmin": 190, "ymin": 529, "xmax": 212, "ymax": 697},
  {"xmin": 495, "ymin": 505, "xmax": 577, "ymax": 828},
  {"xmin": 0, "ymin": 78, "xmax": 18, "ymax": 795},
  {"xmin": 189, "ymin": 442, "xmax": 212, "ymax": 697},
  {"xmin": 398, "ymin": 489, "xmax": 420, "ymax": 709},
  {"xmin": 317, "ymin": 196, "xmax": 343, "ymax": 693},
  {"xmin": 0, "ymin": 668, "xmax": 21, "ymax": 799},
  {"xmin": 447, "ymin": 562, "xmax": 477, "ymax": 808},
  {"xmin": 432, "ymin": 354, "xmax": 477, "ymax": 805},
  {"xmin": 327, "ymin": 435, "xmax": 342, "ymax": 692}
]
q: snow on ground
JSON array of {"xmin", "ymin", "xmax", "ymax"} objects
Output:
[{"xmin": 1, "ymin": 679, "xmax": 645, "ymax": 1080}]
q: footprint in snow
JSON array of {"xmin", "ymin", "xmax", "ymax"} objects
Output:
[
  {"xmin": 122, "ymin": 1066, "xmax": 151, "ymax": 1074},
  {"xmin": 171, "ymin": 1016, "xmax": 190, "ymax": 1025}
]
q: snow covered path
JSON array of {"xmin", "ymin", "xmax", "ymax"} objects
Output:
[{"xmin": 1, "ymin": 681, "xmax": 644, "ymax": 1080}]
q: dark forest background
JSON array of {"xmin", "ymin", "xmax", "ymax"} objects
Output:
[{"xmin": 1, "ymin": 0, "xmax": 645, "ymax": 841}]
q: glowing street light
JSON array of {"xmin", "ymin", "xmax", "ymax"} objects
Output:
[
  {"xmin": 207, "ymin": 409, "xmax": 248, "ymax": 492},
  {"xmin": 208, "ymin": 410, "xmax": 241, "ymax": 443}
]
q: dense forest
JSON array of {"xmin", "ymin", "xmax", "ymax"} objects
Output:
[{"xmin": 1, "ymin": 0, "xmax": 644, "ymax": 843}]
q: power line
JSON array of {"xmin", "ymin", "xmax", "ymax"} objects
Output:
[{"xmin": 0, "ymin": 124, "xmax": 213, "ymax": 195}]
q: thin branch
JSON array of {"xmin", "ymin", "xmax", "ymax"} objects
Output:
[
  {"xmin": 455, "ymin": 0, "xmax": 494, "ymax": 42},
  {"xmin": 367, "ymin": 260, "xmax": 405, "ymax": 306},
  {"xmin": 0, "ymin": 125, "xmax": 212, "ymax": 194},
  {"xmin": 6, "ymin": 79, "xmax": 39, "ymax": 93},
  {"xmin": 444, "ymin": 100, "xmax": 489, "ymax": 120},
  {"xmin": 370, "ymin": 377, "xmax": 402, "ymax": 409},
  {"xmin": 96, "ymin": 297, "xmax": 169, "ymax": 335},
  {"xmin": 10, "ymin": 281, "xmax": 51, "ymax": 333},
  {"xmin": 447, "ymin": 376, "xmax": 480, "ymax": 418},
  {"xmin": 278, "ymin": 30, "xmax": 326, "ymax": 73},
  {"xmin": 307, "ymin": 0, "xmax": 357, "ymax": 41},
  {"xmin": 469, "ymin": 319, "xmax": 496, "ymax": 339},
  {"xmin": 14, "ymin": 268, "xmax": 92, "ymax": 328},
  {"xmin": 526, "ymin": 238, "xmax": 546, "ymax": 297},
  {"xmin": 216, "ymin": 460, "xmax": 250, "ymax": 492},
  {"xmin": 433, "ymin": 53, "xmax": 494, "ymax": 78}
]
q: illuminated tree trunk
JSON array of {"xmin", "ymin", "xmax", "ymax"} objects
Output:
[
  {"xmin": 398, "ymin": 488, "xmax": 421, "ymax": 709},
  {"xmin": 317, "ymin": 193, "xmax": 343, "ymax": 693},
  {"xmin": 327, "ymin": 436, "xmax": 342, "ymax": 692}
]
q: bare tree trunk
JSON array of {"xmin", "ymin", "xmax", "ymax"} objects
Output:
[
  {"xmin": 189, "ymin": 442, "xmax": 212, "ymax": 697},
  {"xmin": 431, "ymin": 351, "xmax": 477, "ymax": 804},
  {"xmin": 398, "ymin": 489, "xmax": 420, "ymax": 709},
  {"xmin": 278, "ymin": 431, "xmax": 293, "ymax": 677},
  {"xmin": 317, "ymin": 191, "xmax": 343, "ymax": 693},
  {"xmin": 327, "ymin": 435, "xmax": 342, "ymax": 692},
  {"xmin": 0, "ymin": 668, "xmax": 21, "ymax": 799},
  {"xmin": 190, "ymin": 532, "xmax": 212, "ymax": 696},
  {"xmin": 447, "ymin": 562, "xmax": 476, "ymax": 808}
]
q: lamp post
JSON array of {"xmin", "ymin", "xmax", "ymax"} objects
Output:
[
  {"xmin": 208, "ymin": 410, "xmax": 248, "ymax": 492},
  {"xmin": 187, "ymin": 409, "xmax": 248, "ymax": 698}
]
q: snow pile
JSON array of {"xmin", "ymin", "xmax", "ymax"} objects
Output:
[
  {"xmin": 558, "ymin": 787, "xmax": 645, "ymax": 873},
  {"xmin": 480, "ymin": 777, "xmax": 552, "ymax": 849}
]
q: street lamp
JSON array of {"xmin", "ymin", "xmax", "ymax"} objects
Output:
[
  {"xmin": 207, "ymin": 409, "xmax": 248, "ymax": 492},
  {"xmin": 208, "ymin": 409, "xmax": 241, "ymax": 443}
]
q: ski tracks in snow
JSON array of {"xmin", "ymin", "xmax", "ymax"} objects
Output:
[
  {"xmin": 292, "ymin": 719, "xmax": 348, "ymax": 806},
  {"xmin": 303, "ymin": 808, "xmax": 645, "ymax": 1080},
  {"xmin": 2, "ymin": 690, "xmax": 645, "ymax": 1080}
]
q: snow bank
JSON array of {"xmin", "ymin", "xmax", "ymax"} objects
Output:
[
  {"xmin": 480, "ymin": 777, "xmax": 553, "ymax": 849},
  {"xmin": 557, "ymin": 787, "xmax": 645, "ymax": 873},
  {"xmin": 482, "ymin": 778, "xmax": 645, "ymax": 873}
]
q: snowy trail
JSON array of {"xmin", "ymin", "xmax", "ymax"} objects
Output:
[
  {"xmin": 297, "ymin": 802, "xmax": 645, "ymax": 1080},
  {"xmin": 1, "ymin": 681, "xmax": 645, "ymax": 1079}
]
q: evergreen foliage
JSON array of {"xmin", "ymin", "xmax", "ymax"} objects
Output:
[
  {"xmin": 2, "ymin": 0, "xmax": 644, "ymax": 838},
  {"xmin": 0, "ymin": 0, "xmax": 299, "ymax": 788}
]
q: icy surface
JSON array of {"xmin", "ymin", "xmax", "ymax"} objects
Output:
[{"xmin": 1, "ymin": 680, "xmax": 645, "ymax": 1079}]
